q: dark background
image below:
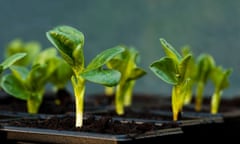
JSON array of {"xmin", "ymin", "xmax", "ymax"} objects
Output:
[{"xmin": 1, "ymin": 0, "xmax": 240, "ymax": 98}]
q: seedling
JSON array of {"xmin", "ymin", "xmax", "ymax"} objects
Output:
[
  {"xmin": 210, "ymin": 66, "xmax": 232, "ymax": 114},
  {"xmin": 149, "ymin": 38, "xmax": 192, "ymax": 121},
  {"xmin": 0, "ymin": 48, "xmax": 59, "ymax": 114},
  {"xmin": 194, "ymin": 54, "xmax": 215, "ymax": 111},
  {"xmin": 107, "ymin": 46, "xmax": 146, "ymax": 115},
  {"xmin": 46, "ymin": 25, "xmax": 125, "ymax": 127}
]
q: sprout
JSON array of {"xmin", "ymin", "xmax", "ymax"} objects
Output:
[
  {"xmin": 106, "ymin": 46, "xmax": 146, "ymax": 115},
  {"xmin": 194, "ymin": 54, "xmax": 215, "ymax": 111},
  {"xmin": 210, "ymin": 66, "xmax": 232, "ymax": 114},
  {"xmin": 0, "ymin": 48, "xmax": 58, "ymax": 114},
  {"xmin": 46, "ymin": 25, "xmax": 125, "ymax": 127},
  {"xmin": 149, "ymin": 38, "xmax": 192, "ymax": 121}
]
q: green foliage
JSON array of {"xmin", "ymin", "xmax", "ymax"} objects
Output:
[
  {"xmin": 194, "ymin": 54, "xmax": 215, "ymax": 111},
  {"xmin": 106, "ymin": 45, "xmax": 146, "ymax": 115},
  {"xmin": 210, "ymin": 65, "xmax": 232, "ymax": 114},
  {"xmin": 191, "ymin": 52, "xmax": 232, "ymax": 114},
  {"xmin": 0, "ymin": 53, "xmax": 27, "ymax": 74},
  {"xmin": 150, "ymin": 38, "xmax": 192, "ymax": 121},
  {"xmin": 0, "ymin": 48, "xmax": 59, "ymax": 114},
  {"xmin": 46, "ymin": 25, "xmax": 125, "ymax": 127}
]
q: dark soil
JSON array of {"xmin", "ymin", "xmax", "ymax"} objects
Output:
[
  {"xmin": 4, "ymin": 114, "xmax": 179, "ymax": 135},
  {"xmin": 1, "ymin": 92, "xmax": 238, "ymax": 142},
  {"xmin": 181, "ymin": 96, "xmax": 240, "ymax": 114},
  {"xmin": 91, "ymin": 108, "xmax": 194, "ymax": 121}
]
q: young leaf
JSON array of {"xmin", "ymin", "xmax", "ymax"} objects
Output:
[
  {"xmin": 160, "ymin": 38, "xmax": 182, "ymax": 62},
  {"xmin": 80, "ymin": 69, "xmax": 121, "ymax": 86},
  {"xmin": 150, "ymin": 57, "xmax": 178, "ymax": 85},
  {"xmin": 127, "ymin": 67, "xmax": 146, "ymax": 81},
  {"xmin": 1, "ymin": 74, "xmax": 29, "ymax": 100},
  {"xmin": 46, "ymin": 25, "xmax": 85, "ymax": 69},
  {"xmin": 86, "ymin": 46, "xmax": 125, "ymax": 71},
  {"xmin": 0, "ymin": 53, "xmax": 27, "ymax": 70}
]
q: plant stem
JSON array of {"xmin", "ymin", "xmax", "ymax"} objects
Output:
[
  {"xmin": 71, "ymin": 75, "xmax": 85, "ymax": 127},
  {"xmin": 115, "ymin": 84, "xmax": 124, "ymax": 115},
  {"xmin": 211, "ymin": 90, "xmax": 222, "ymax": 114},
  {"xmin": 105, "ymin": 86, "xmax": 114, "ymax": 96},
  {"xmin": 27, "ymin": 91, "xmax": 43, "ymax": 114},
  {"xmin": 183, "ymin": 87, "xmax": 192, "ymax": 105},
  {"xmin": 172, "ymin": 85, "xmax": 184, "ymax": 121},
  {"xmin": 123, "ymin": 81, "xmax": 135, "ymax": 107},
  {"xmin": 195, "ymin": 81, "xmax": 204, "ymax": 111}
]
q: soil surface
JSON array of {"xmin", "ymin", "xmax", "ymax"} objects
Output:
[
  {"xmin": 91, "ymin": 108, "xmax": 195, "ymax": 121},
  {"xmin": 1, "ymin": 90, "xmax": 239, "ymax": 117},
  {"xmin": 4, "ymin": 114, "xmax": 179, "ymax": 135}
]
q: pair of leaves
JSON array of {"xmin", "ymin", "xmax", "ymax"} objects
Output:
[
  {"xmin": 150, "ymin": 38, "xmax": 192, "ymax": 85},
  {"xmin": 1, "ymin": 48, "xmax": 63, "ymax": 101},
  {"xmin": 46, "ymin": 25, "xmax": 125, "ymax": 87}
]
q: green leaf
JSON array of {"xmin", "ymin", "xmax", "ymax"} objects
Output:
[
  {"xmin": 106, "ymin": 58, "xmax": 123, "ymax": 71},
  {"xmin": 0, "ymin": 74, "xmax": 29, "ymax": 100},
  {"xmin": 27, "ymin": 64, "xmax": 51, "ymax": 90},
  {"xmin": 46, "ymin": 25, "xmax": 85, "ymax": 68},
  {"xmin": 128, "ymin": 67, "xmax": 146, "ymax": 81},
  {"xmin": 10, "ymin": 65, "xmax": 29, "ymax": 81},
  {"xmin": 160, "ymin": 38, "xmax": 182, "ymax": 62},
  {"xmin": 1, "ymin": 53, "xmax": 27, "ymax": 70},
  {"xmin": 150, "ymin": 57, "xmax": 178, "ymax": 85},
  {"xmin": 179, "ymin": 54, "xmax": 192, "ymax": 81},
  {"xmin": 86, "ymin": 46, "xmax": 125, "ymax": 71},
  {"xmin": 211, "ymin": 66, "xmax": 232, "ymax": 90},
  {"xmin": 80, "ymin": 69, "xmax": 121, "ymax": 86}
]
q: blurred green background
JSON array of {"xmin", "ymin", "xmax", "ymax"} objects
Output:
[{"xmin": 1, "ymin": 0, "xmax": 240, "ymax": 98}]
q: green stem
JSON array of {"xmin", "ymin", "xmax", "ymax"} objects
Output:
[
  {"xmin": 123, "ymin": 81, "xmax": 135, "ymax": 107},
  {"xmin": 115, "ymin": 84, "xmax": 124, "ymax": 115},
  {"xmin": 105, "ymin": 86, "xmax": 114, "ymax": 96},
  {"xmin": 172, "ymin": 85, "xmax": 181, "ymax": 121},
  {"xmin": 27, "ymin": 91, "xmax": 43, "ymax": 114},
  {"xmin": 71, "ymin": 75, "xmax": 85, "ymax": 127},
  {"xmin": 183, "ymin": 86, "xmax": 192, "ymax": 105},
  {"xmin": 211, "ymin": 90, "xmax": 222, "ymax": 114},
  {"xmin": 195, "ymin": 81, "xmax": 204, "ymax": 111}
]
